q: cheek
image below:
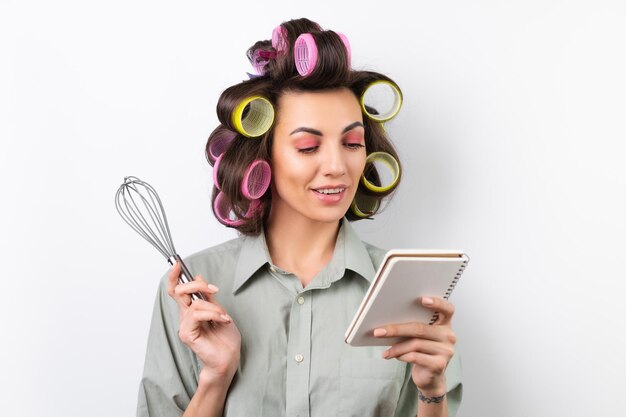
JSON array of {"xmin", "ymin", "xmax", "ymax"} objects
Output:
[
  {"xmin": 351, "ymin": 155, "xmax": 367, "ymax": 177},
  {"xmin": 347, "ymin": 156, "xmax": 366, "ymax": 195},
  {"xmin": 271, "ymin": 153, "xmax": 313, "ymax": 192}
]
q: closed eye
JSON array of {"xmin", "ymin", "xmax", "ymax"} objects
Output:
[
  {"xmin": 298, "ymin": 146, "xmax": 319, "ymax": 154},
  {"xmin": 345, "ymin": 143, "xmax": 365, "ymax": 150}
]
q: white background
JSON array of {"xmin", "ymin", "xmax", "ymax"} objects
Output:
[{"xmin": 2, "ymin": 1, "xmax": 625, "ymax": 416}]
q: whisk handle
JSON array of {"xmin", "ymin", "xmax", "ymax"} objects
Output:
[{"xmin": 168, "ymin": 254, "xmax": 207, "ymax": 302}]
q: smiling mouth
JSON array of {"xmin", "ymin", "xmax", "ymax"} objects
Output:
[{"xmin": 313, "ymin": 187, "xmax": 346, "ymax": 195}]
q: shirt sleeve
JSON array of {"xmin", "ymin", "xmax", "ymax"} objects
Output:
[
  {"xmin": 392, "ymin": 351, "xmax": 463, "ymax": 417},
  {"xmin": 136, "ymin": 273, "xmax": 201, "ymax": 417}
]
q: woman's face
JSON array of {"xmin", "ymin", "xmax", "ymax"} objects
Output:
[{"xmin": 270, "ymin": 88, "xmax": 366, "ymax": 225}]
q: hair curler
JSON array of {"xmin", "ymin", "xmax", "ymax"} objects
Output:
[
  {"xmin": 294, "ymin": 32, "xmax": 351, "ymax": 77},
  {"xmin": 361, "ymin": 152, "xmax": 401, "ymax": 193},
  {"xmin": 213, "ymin": 192, "xmax": 260, "ymax": 226},
  {"xmin": 351, "ymin": 192, "xmax": 381, "ymax": 218},
  {"xmin": 213, "ymin": 154, "xmax": 223, "ymax": 190},
  {"xmin": 208, "ymin": 129, "xmax": 236, "ymax": 162},
  {"xmin": 360, "ymin": 80, "xmax": 403, "ymax": 122},
  {"xmin": 232, "ymin": 96, "xmax": 275, "ymax": 138},
  {"xmin": 272, "ymin": 25, "xmax": 288, "ymax": 55},
  {"xmin": 241, "ymin": 160, "xmax": 271, "ymax": 199}
]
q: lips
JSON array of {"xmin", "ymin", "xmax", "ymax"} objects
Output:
[
  {"xmin": 312, "ymin": 184, "xmax": 348, "ymax": 193},
  {"xmin": 313, "ymin": 187, "xmax": 346, "ymax": 195},
  {"xmin": 311, "ymin": 185, "xmax": 349, "ymax": 204}
]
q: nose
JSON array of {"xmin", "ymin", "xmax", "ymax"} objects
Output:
[{"xmin": 320, "ymin": 142, "xmax": 347, "ymax": 177}]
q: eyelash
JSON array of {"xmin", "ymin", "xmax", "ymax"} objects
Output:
[{"xmin": 298, "ymin": 143, "xmax": 365, "ymax": 154}]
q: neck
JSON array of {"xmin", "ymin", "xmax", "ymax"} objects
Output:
[{"xmin": 265, "ymin": 209, "xmax": 342, "ymax": 286}]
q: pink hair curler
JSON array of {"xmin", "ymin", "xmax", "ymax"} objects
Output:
[
  {"xmin": 212, "ymin": 154, "xmax": 223, "ymax": 190},
  {"xmin": 338, "ymin": 33, "xmax": 351, "ymax": 65},
  {"xmin": 214, "ymin": 191, "xmax": 261, "ymax": 226},
  {"xmin": 208, "ymin": 129, "xmax": 236, "ymax": 161},
  {"xmin": 294, "ymin": 32, "xmax": 351, "ymax": 77},
  {"xmin": 272, "ymin": 25, "xmax": 288, "ymax": 55},
  {"xmin": 241, "ymin": 159, "xmax": 271, "ymax": 199}
]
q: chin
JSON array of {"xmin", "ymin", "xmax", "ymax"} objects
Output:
[{"xmin": 306, "ymin": 207, "xmax": 350, "ymax": 224}]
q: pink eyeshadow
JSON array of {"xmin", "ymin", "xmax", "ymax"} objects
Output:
[
  {"xmin": 294, "ymin": 138, "xmax": 319, "ymax": 149},
  {"xmin": 344, "ymin": 133, "xmax": 365, "ymax": 144}
]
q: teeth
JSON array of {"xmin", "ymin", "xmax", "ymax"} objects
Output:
[{"xmin": 315, "ymin": 188, "xmax": 345, "ymax": 195}]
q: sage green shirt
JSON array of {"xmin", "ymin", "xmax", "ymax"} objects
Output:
[{"xmin": 136, "ymin": 218, "xmax": 462, "ymax": 417}]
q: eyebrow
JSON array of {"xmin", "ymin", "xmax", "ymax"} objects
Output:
[{"xmin": 289, "ymin": 121, "xmax": 364, "ymax": 136}]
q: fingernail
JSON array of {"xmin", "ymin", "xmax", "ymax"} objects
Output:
[
  {"xmin": 381, "ymin": 350, "xmax": 390, "ymax": 359},
  {"xmin": 207, "ymin": 284, "xmax": 219, "ymax": 292},
  {"xmin": 220, "ymin": 314, "xmax": 231, "ymax": 322},
  {"xmin": 422, "ymin": 297, "xmax": 434, "ymax": 305},
  {"xmin": 373, "ymin": 328, "xmax": 387, "ymax": 337}
]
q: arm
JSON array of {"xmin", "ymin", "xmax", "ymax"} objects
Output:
[
  {"xmin": 392, "ymin": 355, "xmax": 462, "ymax": 417},
  {"xmin": 137, "ymin": 262, "xmax": 241, "ymax": 417},
  {"xmin": 136, "ymin": 276, "xmax": 200, "ymax": 417},
  {"xmin": 181, "ymin": 372, "xmax": 232, "ymax": 417}
]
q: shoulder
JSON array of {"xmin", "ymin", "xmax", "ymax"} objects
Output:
[
  {"xmin": 362, "ymin": 241, "xmax": 388, "ymax": 269},
  {"xmin": 187, "ymin": 236, "xmax": 246, "ymax": 281},
  {"xmin": 363, "ymin": 241, "xmax": 387, "ymax": 264},
  {"xmin": 158, "ymin": 235, "xmax": 247, "ymax": 288},
  {"xmin": 343, "ymin": 218, "xmax": 389, "ymax": 273},
  {"xmin": 184, "ymin": 236, "xmax": 245, "ymax": 265}
]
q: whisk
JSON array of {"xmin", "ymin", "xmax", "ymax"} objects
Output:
[{"xmin": 115, "ymin": 176, "xmax": 206, "ymax": 301}]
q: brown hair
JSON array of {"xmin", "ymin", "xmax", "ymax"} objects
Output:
[{"xmin": 206, "ymin": 17, "xmax": 403, "ymax": 235}]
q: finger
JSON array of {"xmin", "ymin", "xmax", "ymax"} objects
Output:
[
  {"xmin": 178, "ymin": 299, "xmax": 230, "ymax": 335},
  {"xmin": 421, "ymin": 297, "xmax": 455, "ymax": 325},
  {"xmin": 188, "ymin": 298, "xmax": 229, "ymax": 317},
  {"xmin": 396, "ymin": 351, "xmax": 449, "ymax": 376},
  {"xmin": 382, "ymin": 338, "xmax": 454, "ymax": 360},
  {"xmin": 191, "ymin": 275, "xmax": 222, "ymax": 303},
  {"xmin": 166, "ymin": 261, "xmax": 182, "ymax": 298},
  {"xmin": 167, "ymin": 262, "xmax": 194, "ymax": 308},
  {"xmin": 190, "ymin": 309, "xmax": 232, "ymax": 325},
  {"xmin": 178, "ymin": 310, "xmax": 232, "ymax": 345},
  {"xmin": 191, "ymin": 274, "xmax": 222, "ymax": 300},
  {"xmin": 175, "ymin": 279, "xmax": 219, "ymax": 299},
  {"xmin": 373, "ymin": 321, "xmax": 444, "ymax": 342},
  {"xmin": 173, "ymin": 277, "xmax": 220, "ymax": 307}
]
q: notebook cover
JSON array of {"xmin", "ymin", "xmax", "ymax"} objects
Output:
[{"xmin": 345, "ymin": 250, "xmax": 469, "ymax": 346}]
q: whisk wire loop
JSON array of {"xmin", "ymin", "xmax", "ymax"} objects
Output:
[{"xmin": 115, "ymin": 176, "xmax": 205, "ymax": 302}]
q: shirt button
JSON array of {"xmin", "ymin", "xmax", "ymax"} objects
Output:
[
  {"xmin": 295, "ymin": 353, "xmax": 304, "ymax": 363},
  {"xmin": 296, "ymin": 296, "xmax": 305, "ymax": 305}
]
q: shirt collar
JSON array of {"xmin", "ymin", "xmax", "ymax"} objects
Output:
[
  {"xmin": 232, "ymin": 217, "xmax": 376, "ymax": 294},
  {"xmin": 342, "ymin": 218, "xmax": 377, "ymax": 283},
  {"xmin": 232, "ymin": 227, "xmax": 272, "ymax": 294}
]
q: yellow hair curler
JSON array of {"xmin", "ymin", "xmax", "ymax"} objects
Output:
[
  {"xmin": 360, "ymin": 80, "xmax": 403, "ymax": 122},
  {"xmin": 232, "ymin": 96, "xmax": 275, "ymax": 138},
  {"xmin": 361, "ymin": 151, "xmax": 400, "ymax": 193},
  {"xmin": 350, "ymin": 192, "xmax": 381, "ymax": 218}
]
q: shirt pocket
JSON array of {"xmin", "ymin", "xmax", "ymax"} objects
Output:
[{"xmin": 338, "ymin": 356, "xmax": 405, "ymax": 417}]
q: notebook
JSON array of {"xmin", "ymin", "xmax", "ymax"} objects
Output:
[{"xmin": 344, "ymin": 249, "xmax": 469, "ymax": 346}]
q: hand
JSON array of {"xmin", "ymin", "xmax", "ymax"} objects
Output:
[
  {"xmin": 167, "ymin": 262, "xmax": 242, "ymax": 385},
  {"xmin": 374, "ymin": 297, "xmax": 456, "ymax": 395}
]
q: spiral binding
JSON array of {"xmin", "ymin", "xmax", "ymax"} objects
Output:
[{"xmin": 428, "ymin": 258, "xmax": 469, "ymax": 325}]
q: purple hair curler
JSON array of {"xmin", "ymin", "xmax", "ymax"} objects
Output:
[
  {"xmin": 208, "ymin": 129, "xmax": 236, "ymax": 162},
  {"xmin": 251, "ymin": 49, "xmax": 277, "ymax": 75}
]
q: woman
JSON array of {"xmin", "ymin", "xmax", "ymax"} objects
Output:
[{"xmin": 137, "ymin": 18, "xmax": 462, "ymax": 417}]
